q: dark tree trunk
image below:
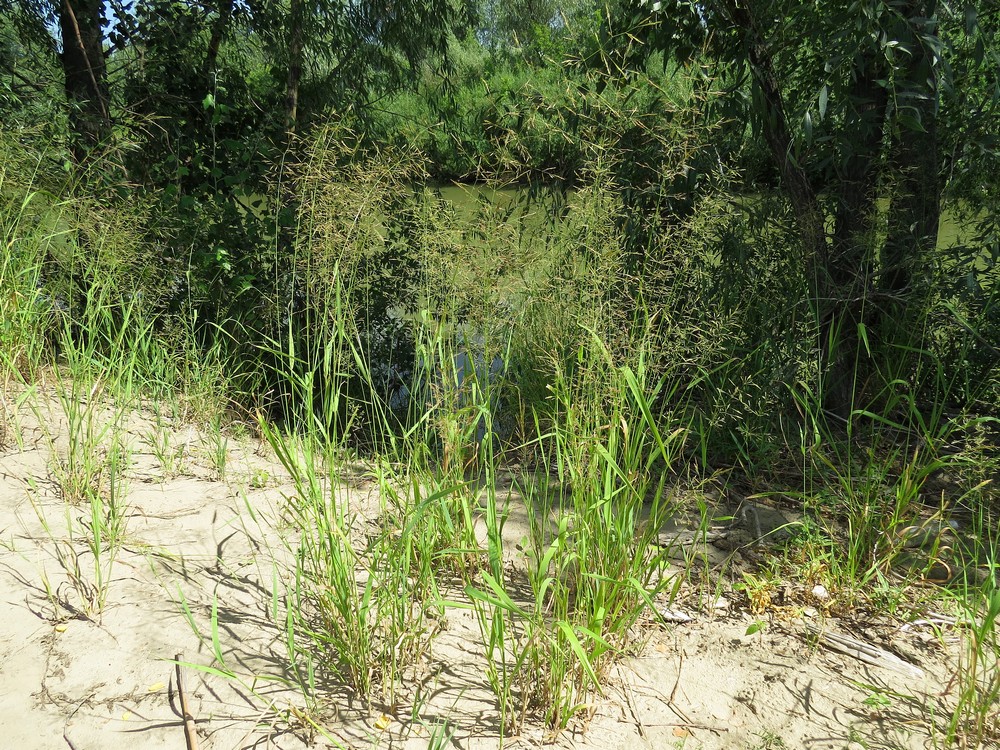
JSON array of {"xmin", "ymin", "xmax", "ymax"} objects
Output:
[
  {"xmin": 823, "ymin": 52, "xmax": 890, "ymax": 417},
  {"xmin": 705, "ymin": 0, "xmax": 942, "ymax": 424},
  {"xmin": 285, "ymin": 0, "xmax": 304, "ymax": 134},
  {"xmin": 57, "ymin": 0, "xmax": 112, "ymax": 331},
  {"xmin": 882, "ymin": 121, "xmax": 940, "ymax": 301},
  {"xmin": 58, "ymin": 0, "xmax": 110, "ymax": 165},
  {"xmin": 880, "ymin": 2, "xmax": 941, "ymax": 318},
  {"xmin": 723, "ymin": 1, "xmax": 824, "ymax": 260},
  {"xmin": 722, "ymin": 1, "xmax": 867, "ymax": 419},
  {"xmin": 203, "ymin": 0, "xmax": 236, "ymax": 80}
]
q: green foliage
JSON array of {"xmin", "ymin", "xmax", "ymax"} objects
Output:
[
  {"xmin": 623, "ymin": 0, "xmax": 1000, "ymax": 422},
  {"xmin": 0, "ymin": 6, "xmax": 998, "ymax": 741},
  {"xmin": 372, "ymin": 30, "xmax": 707, "ymax": 184},
  {"xmin": 0, "ymin": 165, "xmax": 52, "ymax": 379},
  {"xmin": 0, "ymin": 11, "xmax": 63, "ymax": 133}
]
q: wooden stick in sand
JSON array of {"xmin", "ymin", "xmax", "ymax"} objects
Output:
[{"xmin": 174, "ymin": 653, "xmax": 199, "ymax": 750}]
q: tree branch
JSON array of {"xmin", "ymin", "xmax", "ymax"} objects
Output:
[
  {"xmin": 0, "ymin": 59, "xmax": 51, "ymax": 93},
  {"xmin": 716, "ymin": 0, "xmax": 821, "ymax": 253}
]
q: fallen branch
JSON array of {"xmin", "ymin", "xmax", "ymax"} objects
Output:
[{"xmin": 804, "ymin": 624, "xmax": 924, "ymax": 679}]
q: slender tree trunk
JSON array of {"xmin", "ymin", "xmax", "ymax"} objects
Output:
[
  {"xmin": 58, "ymin": 0, "xmax": 110, "ymax": 166},
  {"xmin": 721, "ymin": 1, "xmax": 874, "ymax": 419},
  {"xmin": 274, "ymin": 0, "xmax": 307, "ymax": 414},
  {"xmin": 882, "ymin": 121, "xmax": 939, "ymax": 300},
  {"xmin": 880, "ymin": 2, "xmax": 941, "ymax": 314},
  {"xmin": 203, "ymin": 0, "xmax": 236, "ymax": 80},
  {"xmin": 724, "ymin": 1, "xmax": 824, "ymax": 259},
  {"xmin": 823, "ymin": 52, "xmax": 890, "ymax": 415},
  {"xmin": 285, "ymin": 0, "xmax": 304, "ymax": 133},
  {"xmin": 57, "ymin": 0, "xmax": 112, "ymax": 335}
]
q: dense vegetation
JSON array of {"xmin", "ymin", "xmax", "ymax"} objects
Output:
[{"xmin": 1, "ymin": 0, "xmax": 999, "ymax": 743}]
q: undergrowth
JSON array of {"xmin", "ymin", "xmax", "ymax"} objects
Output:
[{"xmin": 0, "ymin": 126, "xmax": 997, "ymax": 746}]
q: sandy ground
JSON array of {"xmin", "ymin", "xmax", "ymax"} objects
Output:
[{"xmin": 0, "ymin": 388, "xmax": 977, "ymax": 750}]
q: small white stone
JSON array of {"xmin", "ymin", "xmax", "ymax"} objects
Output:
[
  {"xmin": 656, "ymin": 605, "xmax": 694, "ymax": 623},
  {"xmin": 713, "ymin": 596, "xmax": 730, "ymax": 610},
  {"xmin": 812, "ymin": 584, "xmax": 829, "ymax": 600},
  {"xmin": 802, "ymin": 606, "xmax": 818, "ymax": 618}
]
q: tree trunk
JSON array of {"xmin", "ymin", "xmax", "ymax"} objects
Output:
[
  {"xmin": 710, "ymin": 0, "xmax": 941, "ymax": 423},
  {"xmin": 722, "ymin": 1, "xmax": 865, "ymax": 419},
  {"xmin": 285, "ymin": 0, "xmax": 304, "ymax": 134},
  {"xmin": 880, "ymin": 2, "xmax": 941, "ymax": 317},
  {"xmin": 58, "ymin": 0, "xmax": 110, "ymax": 165},
  {"xmin": 823, "ymin": 52, "xmax": 890, "ymax": 417},
  {"xmin": 203, "ymin": 0, "xmax": 236, "ymax": 80},
  {"xmin": 724, "ymin": 1, "xmax": 824, "ymax": 261},
  {"xmin": 57, "ymin": 0, "xmax": 112, "ymax": 332}
]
